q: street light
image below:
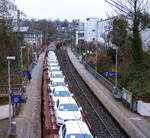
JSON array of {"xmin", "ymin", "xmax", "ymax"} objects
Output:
[
  {"xmin": 95, "ymin": 21, "xmax": 98, "ymax": 72},
  {"xmin": 112, "ymin": 46, "xmax": 118, "ymax": 87},
  {"xmin": 20, "ymin": 46, "xmax": 26, "ymax": 86},
  {"xmin": 6, "ymin": 56, "xmax": 16, "ymax": 134},
  {"xmin": 75, "ymin": 30, "xmax": 79, "ymax": 54},
  {"xmin": 27, "ymin": 45, "xmax": 30, "ymax": 70},
  {"xmin": 27, "ymin": 44, "xmax": 32, "ymax": 70}
]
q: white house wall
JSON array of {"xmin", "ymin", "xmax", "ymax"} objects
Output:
[
  {"xmin": 83, "ymin": 17, "xmax": 113, "ymax": 47},
  {"xmin": 78, "ymin": 22, "xmax": 84, "ymax": 40},
  {"xmin": 76, "ymin": 16, "xmax": 150, "ymax": 51},
  {"xmin": 84, "ymin": 23, "xmax": 87, "ymax": 42},
  {"xmin": 98, "ymin": 21, "xmax": 106, "ymax": 43},
  {"xmin": 84, "ymin": 18, "xmax": 98, "ymax": 42},
  {"xmin": 97, "ymin": 19, "xmax": 113, "ymax": 47}
]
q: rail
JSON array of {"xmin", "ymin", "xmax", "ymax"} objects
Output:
[
  {"xmin": 71, "ymin": 49, "xmax": 138, "ymax": 113},
  {"xmin": 56, "ymin": 49, "xmax": 128, "ymax": 138}
]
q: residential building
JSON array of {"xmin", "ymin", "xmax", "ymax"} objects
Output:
[
  {"xmin": 76, "ymin": 17, "xmax": 113, "ymax": 47},
  {"xmin": 84, "ymin": 18, "xmax": 98, "ymax": 42},
  {"xmin": 78, "ymin": 22, "xmax": 84, "ymax": 40},
  {"xmin": 97, "ymin": 18, "xmax": 114, "ymax": 48},
  {"xmin": 75, "ymin": 16, "xmax": 150, "ymax": 52},
  {"xmin": 13, "ymin": 26, "xmax": 43, "ymax": 45},
  {"xmin": 24, "ymin": 32, "xmax": 43, "ymax": 44}
]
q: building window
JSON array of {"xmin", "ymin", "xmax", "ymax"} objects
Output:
[
  {"xmin": 92, "ymin": 29, "xmax": 95, "ymax": 32},
  {"xmin": 79, "ymin": 33, "xmax": 84, "ymax": 37}
]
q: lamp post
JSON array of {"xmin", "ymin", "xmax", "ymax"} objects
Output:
[
  {"xmin": 27, "ymin": 44, "xmax": 32, "ymax": 70},
  {"xmin": 20, "ymin": 46, "xmax": 26, "ymax": 86},
  {"xmin": 95, "ymin": 21, "xmax": 98, "ymax": 72},
  {"xmin": 6, "ymin": 56, "xmax": 16, "ymax": 134},
  {"xmin": 75, "ymin": 30, "xmax": 79, "ymax": 54},
  {"xmin": 27, "ymin": 45, "xmax": 30, "ymax": 70},
  {"xmin": 113, "ymin": 46, "xmax": 118, "ymax": 87}
]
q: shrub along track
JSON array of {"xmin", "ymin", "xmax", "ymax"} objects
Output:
[{"xmin": 56, "ymin": 48, "xmax": 128, "ymax": 138}]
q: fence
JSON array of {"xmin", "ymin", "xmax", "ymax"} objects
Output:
[
  {"xmin": 71, "ymin": 48, "xmax": 150, "ymax": 116},
  {"xmin": 121, "ymin": 88, "xmax": 137, "ymax": 112},
  {"xmin": 83, "ymin": 62, "xmax": 137, "ymax": 112},
  {"xmin": 10, "ymin": 76, "xmax": 28, "ymax": 117},
  {"xmin": 0, "ymin": 76, "xmax": 28, "ymax": 112},
  {"xmin": 0, "ymin": 85, "xmax": 21, "ymax": 98},
  {"xmin": 84, "ymin": 63, "xmax": 114, "ymax": 91}
]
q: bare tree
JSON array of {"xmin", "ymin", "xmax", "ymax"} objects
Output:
[
  {"xmin": 0, "ymin": 0, "xmax": 9, "ymax": 18},
  {"xmin": 29, "ymin": 19, "xmax": 57, "ymax": 45},
  {"xmin": 0, "ymin": 0, "xmax": 17, "ymax": 19},
  {"xmin": 105, "ymin": 0, "xmax": 150, "ymax": 68},
  {"xmin": 105, "ymin": 0, "xmax": 149, "ymax": 16}
]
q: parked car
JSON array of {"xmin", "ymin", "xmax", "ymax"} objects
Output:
[
  {"xmin": 50, "ymin": 86, "xmax": 73, "ymax": 108},
  {"xmin": 48, "ymin": 67, "xmax": 61, "ymax": 74},
  {"xmin": 48, "ymin": 62, "xmax": 59, "ymax": 67},
  {"xmin": 49, "ymin": 71, "xmax": 65, "ymax": 81},
  {"xmin": 59, "ymin": 120, "xmax": 93, "ymax": 138},
  {"xmin": 48, "ymin": 51, "xmax": 56, "ymax": 57},
  {"xmin": 49, "ymin": 67, "xmax": 60, "ymax": 73},
  {"xmin": 48, "ymin": 56, "xmax": 57, "ymax": 60},
  {"xmin": 48, "ymin": 55, "xmax": 57, "ymax": 60},
  {"xmin": 48, "ymin": 64, "xmax": 60, "ymax": 69},
  {"xmin": 48, "ymin": 50, "xmax": 55, "ymax": 54},
  {"xmin": 55, "ymin": 98, "xmax": 82, "ymax": 126},
  {"xmin": 48, "ymin": 59, "xmax": 58, "ymax": 63},
  {"xmin": 48, "ymin": 78, "xmax": 67, "ymax": 92}
]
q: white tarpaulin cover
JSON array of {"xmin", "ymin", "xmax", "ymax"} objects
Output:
[{"xmin": 137, "ymin": 101, "xmax": 150, "ymax": 116}]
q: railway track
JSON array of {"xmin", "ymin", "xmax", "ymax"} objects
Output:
[{"xmin": 56, "ymin": 48, "xmax": 128, "ymax": 138}]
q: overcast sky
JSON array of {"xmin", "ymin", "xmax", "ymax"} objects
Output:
[{"xmin": 15, "ymin": 0, "xmax": 113, "ymax": 21}]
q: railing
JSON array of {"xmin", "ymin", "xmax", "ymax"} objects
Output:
[
  {"xmin": 85, "ymin": 63, "xmax": 114, "ymax": 91},
  {"xmin": 69, "ymin": 46, "xmax": 150, "ymax": 116},
  {"xmin": 0, "ymin": 76, "xmax": 28, "ymax": 98},
  {"xmin": 84, "ymin": 62, "xmax": 138, "ymax": 112},
  {"xmin": 0, "ymin": 85, "xmax": 21, "ymax": 98},
  {"xmin": 71, "ymin": 48, "xmax": 139, "ymax": 113}
]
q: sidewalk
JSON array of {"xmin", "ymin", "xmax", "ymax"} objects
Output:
[
  {"xmin": 16, "ymin": 52, "xmax": 45, "ymax": 138},
  {"xmin": 67, "ymin": 49, "xmax": 150, "ymax": 138},
  {"xmin": 0, "ymin": 119, "xmax": 9, "ymax": 138}
]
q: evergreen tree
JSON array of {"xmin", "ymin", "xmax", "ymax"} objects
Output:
[{"xmin": 105, "ymin": 0, "xmax": 150, "ymax": 68}]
